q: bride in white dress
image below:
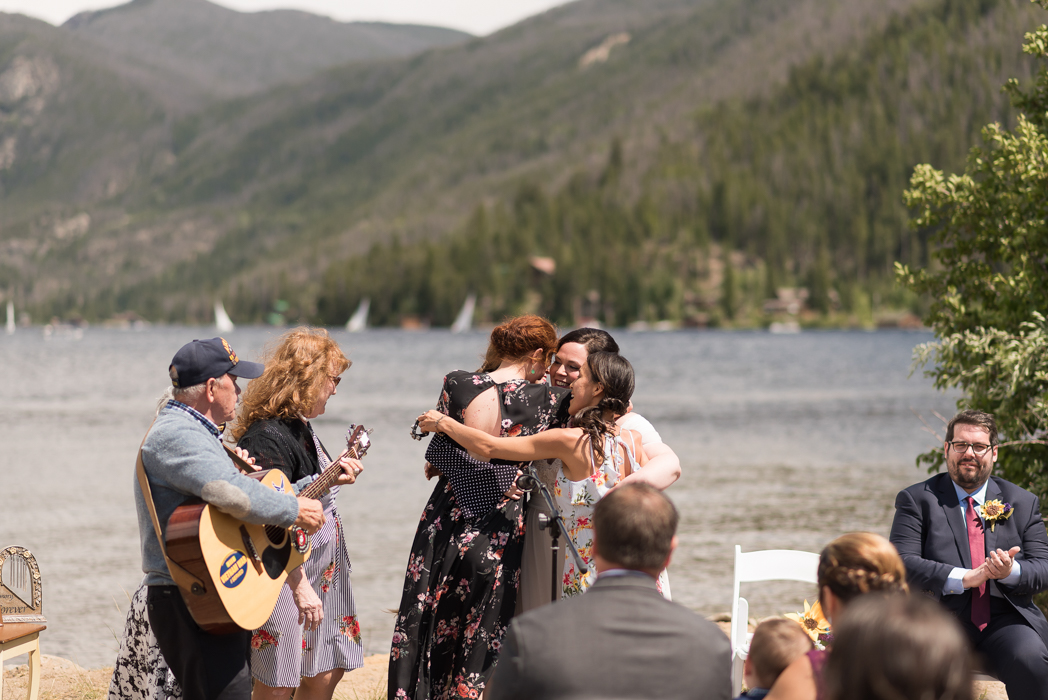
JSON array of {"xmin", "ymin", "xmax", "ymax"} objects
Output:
[{"xmin": 416, "ymin": 352, "xmax": 670, "ymax": 600}]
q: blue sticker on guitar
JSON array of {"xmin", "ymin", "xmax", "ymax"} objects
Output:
[{"xmin": 219, "ymin": 552, "xmax": 248, "ymax": 588}]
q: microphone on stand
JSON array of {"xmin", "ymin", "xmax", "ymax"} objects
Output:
[{"xmin": 517, "ymin": 466, "xmax": 589, "ymax": 579}]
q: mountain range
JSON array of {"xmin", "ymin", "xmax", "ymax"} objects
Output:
[
  {"xmin": 0, "ymin": 0, "xmax": 1043, "ymax": 326},
  {"xmin": 62, "ymin": 0, "xmax": 469, "ymax": 101}
]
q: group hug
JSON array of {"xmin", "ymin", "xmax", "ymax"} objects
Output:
[{"xmin": 111, "ymin": 315, "xmax": 1048, "ymax": 700}]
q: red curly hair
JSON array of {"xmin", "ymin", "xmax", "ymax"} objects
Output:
[{"xmin": 477, "ymin": 314, "xmax": 558, "ymax": 372}]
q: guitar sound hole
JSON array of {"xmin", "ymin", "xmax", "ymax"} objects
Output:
[
  {"xmin": 262, "ymin": 541, "xmax": 291, "ymax": 579},
  {"xmin": 264, "ymin": 525, "xmax": 285, "ymax": 545}
]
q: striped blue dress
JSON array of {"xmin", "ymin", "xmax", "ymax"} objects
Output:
[{"xmin": 238, "ymin": 418, "xmax": 364, "ymax": 687}]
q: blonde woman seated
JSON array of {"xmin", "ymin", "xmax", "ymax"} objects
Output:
[
  {"xmin": 418, "ymin": 352, "xmax": 672, "ymax": 598},
  {"xmin": 766, "ymin": 532, "xmax": 909, "ymax": 700}
]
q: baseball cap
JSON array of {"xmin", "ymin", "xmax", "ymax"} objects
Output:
[{"xmin": 169, "ymin": 337, "xmax": 264, "ymax": 388}]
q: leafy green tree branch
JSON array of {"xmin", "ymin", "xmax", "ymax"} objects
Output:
[{"xmin": 900, "ymin": 0, "xmax": 1048, "ymax": 501}]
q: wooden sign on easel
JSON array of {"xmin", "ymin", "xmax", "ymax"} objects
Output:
[{"xmin": 0, "ymin": 546, "xmax": 45, "ymax": 624}]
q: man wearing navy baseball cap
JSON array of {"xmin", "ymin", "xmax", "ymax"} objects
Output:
[
  {"xmin": 133, "ymin": 337, "xmax": 325, "ymax": 700},
  {"xmin": 169, "ymin": 336, "xmax": 265, "ymax": 387}
]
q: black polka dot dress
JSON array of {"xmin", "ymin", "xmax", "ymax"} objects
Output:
[{"xmin": 388, "ymin": 371, "xmax": 569, "ymax": 700}]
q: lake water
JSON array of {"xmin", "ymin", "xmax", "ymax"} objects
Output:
[{"xmin": 0, "ymin": 327, "xmax": 957, "ymax": 669}]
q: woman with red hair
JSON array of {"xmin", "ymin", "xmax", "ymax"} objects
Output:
[{"xmin": 389, "ymin": 315, "xmax": 570, "ymax": 700}]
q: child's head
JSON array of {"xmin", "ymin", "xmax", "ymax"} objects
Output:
[{"xmin": 743, "ymin": 618, "xmax": 815, "ymax": 691}]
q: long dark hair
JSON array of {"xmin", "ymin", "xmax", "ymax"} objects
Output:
[{"xmin": 573, "ymin": 352, "xmax": 635, "ymax": 463}]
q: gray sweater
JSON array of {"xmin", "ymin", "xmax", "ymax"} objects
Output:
[{"xmin": 134, "ymin": 405, "xmax": 300, "ymax": 586}]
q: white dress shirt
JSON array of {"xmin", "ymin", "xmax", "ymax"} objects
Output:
[
  {"xmin": 596, "ymin": 568, "xmax": 656, "ymax": 581},
  {"xmin": 943, "ymin": 479, "xmax": 1021, "ymax": 596}
]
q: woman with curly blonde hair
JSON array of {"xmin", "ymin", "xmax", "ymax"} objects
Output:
[
  {"xmin": 766, "ymin": 532, "xmax": 908, "ymax": 700},
  {"xmin": 233, "ymin": 327, "xmax": 365, "ymax": 700},
  {"xmin": 230, "ymin": 329, "xmax": 350, "ymax": 443}
]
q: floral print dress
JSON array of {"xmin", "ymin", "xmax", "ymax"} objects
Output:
[
  {"xmin": 555, "ymin": 433, "xmax": 671, "ymax": 598},
  {"xmin": 109, "ymin": 583, "xmax": 182, "ymax": 700},
  {"xmin": 389, "ymin": 371, "xmax": 569, "ymax": 700}
]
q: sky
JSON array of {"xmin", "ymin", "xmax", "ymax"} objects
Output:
[{"xmin": 0, "ymin": 0, "xmax": 573, "ymax": 35}]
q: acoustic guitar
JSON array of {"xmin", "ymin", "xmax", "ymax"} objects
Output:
[{"xmin": 165, "ymin": 424, "xmax": 372, "ymax": 633}]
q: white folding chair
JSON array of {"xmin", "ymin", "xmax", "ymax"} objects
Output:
[{"xmin": 730, "ymin": 545, "xmax": 820, "ymax": 696}]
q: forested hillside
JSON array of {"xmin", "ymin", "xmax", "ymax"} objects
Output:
[
  {"xmin": 1, "ymin": 0, "xmax": 1042, "ymax": 327},
  {"xmin": 313, "ymin": 0, "xmax": 1041, "ymax": 328}
]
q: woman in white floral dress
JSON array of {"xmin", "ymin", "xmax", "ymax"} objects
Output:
[{"xmin": 417, "ymin": 352, "xmax": 671, "ymax": 600}]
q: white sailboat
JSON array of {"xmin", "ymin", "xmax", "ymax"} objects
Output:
[
  {"xmin": 214, "ymin": 301, "xmax": 235, "ymax": 333},
  {"xmin": 450, "ymin": 294, "xmax": 476, "ymax": 334},
  {"xmin": 5, "ymin": 301, "xmax": 14, "ymax": 335},
  {"xmin": 346, "ymin": 298, "xmax": 370, "ymax": 332}
]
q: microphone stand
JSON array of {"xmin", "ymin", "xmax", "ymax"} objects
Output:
[{"xmin": 516, "ymin": 465, "xmax": 588, "ymax": 604}]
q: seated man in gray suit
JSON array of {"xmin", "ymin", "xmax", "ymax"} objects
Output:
[{"xmin": 487, "ymin": 483, "xmax": 731, "ymax": 700}]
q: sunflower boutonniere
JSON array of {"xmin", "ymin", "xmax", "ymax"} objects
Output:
[
  {"xmin": 785, "ymin": 600, "xmax": 832, "ymax": 649},
  {"xmin": 979, "ymin": 499, "xmax": 1014, "ymax": 532}
]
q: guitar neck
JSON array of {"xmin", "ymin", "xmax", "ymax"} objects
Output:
[{"xmin": 299, "ymin": 436, "xmax": 362, "ymax": 500}]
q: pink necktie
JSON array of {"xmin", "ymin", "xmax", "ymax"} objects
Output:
[{"xmin": 967, "ymin": 496, "xmax": 990, "ymax": 631}]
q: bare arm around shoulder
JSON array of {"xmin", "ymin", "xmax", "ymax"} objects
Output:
[
  {"xmin": 618, "ymin": 441, "xmax": 678, "ymax": 488},
  {"xmin": 612, "ymin": 429, "xmax": 674, "ymax": 490},
  {"xmin": 614, "ymin": 413, "xmax": 680, "ymax": 489},
  {"xmin": 417, "ymin": 409, "xmax": 576, "ymax": 463},
  {"xmin": 765, "ymin": 653, "xmax": 816, "ymax": 700}
]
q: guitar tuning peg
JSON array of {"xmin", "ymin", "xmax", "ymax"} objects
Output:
[{"xmin": 366, "ymin": 428, "xmax": 374, "ymax": 435}]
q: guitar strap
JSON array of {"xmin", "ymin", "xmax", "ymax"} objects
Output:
[
  {"xmin": 134, "ymin": 420, "xmax": 209, "ymax": 595},
  {"xmin": 222, "ymin": 443, "xmax": 256, "ymax": 474}
]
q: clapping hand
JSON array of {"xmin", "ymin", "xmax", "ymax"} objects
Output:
[
  {"xmin": 963, "ymin": 546, "xmax": 1021, "ymax": 589},
  {"xmin": 986, "ymin": 546, "xmax": 1021, "ymax": 580}
]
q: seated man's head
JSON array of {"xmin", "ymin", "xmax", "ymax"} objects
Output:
[
  {"xmin": 824, "ymin": 594, "xmax": 972, "ymax": 700},
  {"xmin": 943, "ymin": 409, "xmax": 999, "ymax": 493},
  {"xmin": 743, "ymin": 618, "xmax": 813, "ymax": 691},
  {"xmin": 592, "ymin": 483, "xmax": 678, "ymax": 577}
]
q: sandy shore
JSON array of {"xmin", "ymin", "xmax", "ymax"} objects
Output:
[
  {"xmin": 1, "ymin": 654, "xmax": 388, "ymax": 700},
  {"xmin": 3, "ymin": 642, "xmax": 1007, "ymax": 700}
]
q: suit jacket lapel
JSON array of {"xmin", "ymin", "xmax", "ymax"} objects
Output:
[
  {"xmin": 936, "ymin": 475, "xmax": 971, "ymax": 569},
  {"xmin": 984, "ymin": 478, "xmax": 1001, "ymax": 554}
]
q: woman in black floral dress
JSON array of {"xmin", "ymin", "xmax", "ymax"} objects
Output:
[{"xmin": 389, "ymin": 315, "xmax": 569, "ymax": 700}]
